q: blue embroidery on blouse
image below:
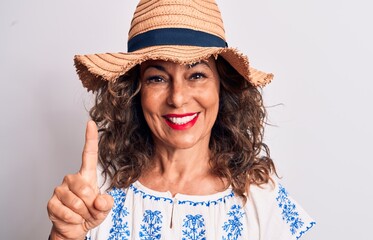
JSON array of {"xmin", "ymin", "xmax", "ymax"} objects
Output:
[
  {"xmin": 222, "ymin": 204, "xmax": 245, "ymax": 240},
  {"xmin": 296, "ymin": 221, "xmax": 316, "ymax": 240},
  {"xmin": 139, "ymin": 210, "xmax": 163, "ymax": 239},
  {"xmin": 276, "ymin": 184, "xmax": 305, "ymax": 236},
  {"xmin": 178, "ymin": 191, "xmax": 235, "ymax": 207},
  {"xmin": 108, "ymin": 188, "xmax": 130, "ymax": 240},
  {"xmin": 130, "ymin": 184, "xmax": 234, "ymax": 207},
  {"xmin": 84, "ymin": 237, "xmax": 91, "ymax": 240},
  {"xmin": 182, "ymin": 214, "xmax": 206, "ymax": 240},
  {"xmin": 130, "ymin": 185, "xmax": 173, "ymax": 203}
]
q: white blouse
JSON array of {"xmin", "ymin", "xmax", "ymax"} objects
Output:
[{"xmin": 86, "ymin": 179, "xmax": 315, "ymax": 240}]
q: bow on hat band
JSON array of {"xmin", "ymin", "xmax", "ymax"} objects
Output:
[{"xmin": 127, "ymin": 28, "xmax": 228, "ymax": 52}]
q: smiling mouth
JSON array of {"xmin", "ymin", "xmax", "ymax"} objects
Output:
[
  {"xmin": 163, "ymin": 113, "xmax": 199, "ymax": 130},
  {"xmin": 166, "ymin": 113, "xmax": 198, "ymax": 125}
]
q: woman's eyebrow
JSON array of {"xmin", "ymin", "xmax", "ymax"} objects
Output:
[
  {"xmin": 143, "ymin": 64, "xmax": 166, "ymax": 72},
  {"xmin": 187, "ymin": 60, "xmax": 211, "ymax": 70}
]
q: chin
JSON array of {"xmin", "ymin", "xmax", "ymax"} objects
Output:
[
  {"xmin": 167, "ymin": 139, "xmax": 200, "ymax": 149},
  {"xmin": 163, "ymin": 133, "xmax": 208, "ymax": 150}
]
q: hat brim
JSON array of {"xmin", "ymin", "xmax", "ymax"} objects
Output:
[{"xmin": 74, "ymin": 45, "xmax": 273, "ymax": 91}]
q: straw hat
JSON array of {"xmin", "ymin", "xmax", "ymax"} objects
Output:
[{"xmin": 74, "ymin": 0, "xmax": 273, "ymax": 91}]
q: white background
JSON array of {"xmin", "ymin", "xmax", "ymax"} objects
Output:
[{"xmin": 1, "ymin": 0, "xmax": 372, "ymax": 239}]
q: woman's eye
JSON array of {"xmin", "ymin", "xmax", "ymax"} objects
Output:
[
  {"xmin": 146, "ymin": 76, "xmax": 165, "ymax": 83},
  {"xmin": 190, "ymin": 72, "xmax": 206, "ymax": 80}
]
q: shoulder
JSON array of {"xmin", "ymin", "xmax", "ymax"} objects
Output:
[{"xmin": 246, "ymin": 179, "xmax": 316, "ymax": 239}]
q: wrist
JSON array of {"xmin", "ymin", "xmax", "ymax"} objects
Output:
[
  {"xmin": 49, "ymin": 229, "xmax": 63, "ymax": 240},
  {"xmin": 49, "ymin": 227, "xmax": 86, "ymax": 240}
]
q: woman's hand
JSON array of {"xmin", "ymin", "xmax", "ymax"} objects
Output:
[{"xmin": 47, "ymin": 121, "xmax": 114, "ymax": 240}]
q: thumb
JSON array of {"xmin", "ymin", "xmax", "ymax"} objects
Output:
[
  {"xmin": 83, "ymin": 194, "xmax": 114, "ymax": 231},
  {"xmin": 94, "ymin": 194, "xmax": 114, "ymax": 213},
  {"xmin": 80, "ymin": 120, "xmax": 99, "ymax": 182}
]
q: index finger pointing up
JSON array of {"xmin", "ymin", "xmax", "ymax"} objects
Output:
[{"xmin": 80, "ymin": 120, "xmax": 99, "ymax": 180}]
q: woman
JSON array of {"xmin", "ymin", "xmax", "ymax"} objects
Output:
[{"xmin": 47, "ymin": 0, "xmax": 315, "ymax": 239}]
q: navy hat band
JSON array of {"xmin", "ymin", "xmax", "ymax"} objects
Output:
[{"xmin": 127, "ymin": 28, "xmax": 228, "ymax": 52}]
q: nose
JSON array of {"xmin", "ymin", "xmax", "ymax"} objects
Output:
[{"xmin": 167, "ymin": 78, "xmax": 190, "ymax": 108}]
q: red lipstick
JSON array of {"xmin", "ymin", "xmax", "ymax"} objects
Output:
[{"xmin": 163, "ymin": 112, "xmax": 199, "ymax": 130}]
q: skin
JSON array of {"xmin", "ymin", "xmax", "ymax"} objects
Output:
[
  {"xmin": 139, "ymin": 58, "xmax": 225, "ymax": 196},
  {"xmin": 47, "ymin": 121, "xmax": 114, "ymax": 240},
  {"xmin": 47, "ymin": 58, "xmax": 224, "ymax": 239}
]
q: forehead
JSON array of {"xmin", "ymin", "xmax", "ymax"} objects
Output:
[{"xmin": 140, "ymin": 57, "xmax": 216, "ymax": 70}]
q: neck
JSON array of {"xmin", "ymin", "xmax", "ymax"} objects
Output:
[
  {"xmin": 151, "ymin": 140, "xmax": 211, "ymax": 182},
  {"xmin": 139, "ymin": 137, "xmax": 225, "ymax": 195}
]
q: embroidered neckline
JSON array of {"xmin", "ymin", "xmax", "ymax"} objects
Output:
[{"xmin": 130, "ymin": 181, "xmax": 235, "ymax": 206}]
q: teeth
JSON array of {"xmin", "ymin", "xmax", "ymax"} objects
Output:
[{"xmin": 168, "ymin": 113, "xmax": 197, "ymax": 125}]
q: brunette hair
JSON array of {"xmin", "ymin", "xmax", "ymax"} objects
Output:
[{"xmin": 90, "ymin": 56, "xmax": 276, "ymax": 201}]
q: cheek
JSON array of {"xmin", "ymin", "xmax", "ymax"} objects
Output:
[
  {"xmin": 206, "ymin": 82, "xmax": 220, "ymax": 106},
  {"xmin": 140, "ymin": 89, "xmax": 155, "ymax": 120},
  {"xmin": 197, "ymin": 84, "xmax": 220, "ymax": 118},
  {"xmin": 140, "ymin": 87, "xmax": 165, "ymax": 127},
  {"xmin": 206, "ymin": 94, "xmax": 220, "ymax": 121},
  {"xmin": 204, "ymin": 92, "xmax": 219, "ymax": 110}
]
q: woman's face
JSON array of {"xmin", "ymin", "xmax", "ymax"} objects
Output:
[{"xmin": 140, "ymin": 57, "xmax": 220, "ymax": 150}]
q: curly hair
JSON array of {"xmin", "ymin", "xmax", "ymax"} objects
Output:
[{"xmin": 90, "ymin": 56, "xmax": 276, "ymax": 201}]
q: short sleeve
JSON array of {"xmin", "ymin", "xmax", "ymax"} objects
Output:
[{"xmin": 247, "ymin": 180, "xmax": 316, "ymax": 239}]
